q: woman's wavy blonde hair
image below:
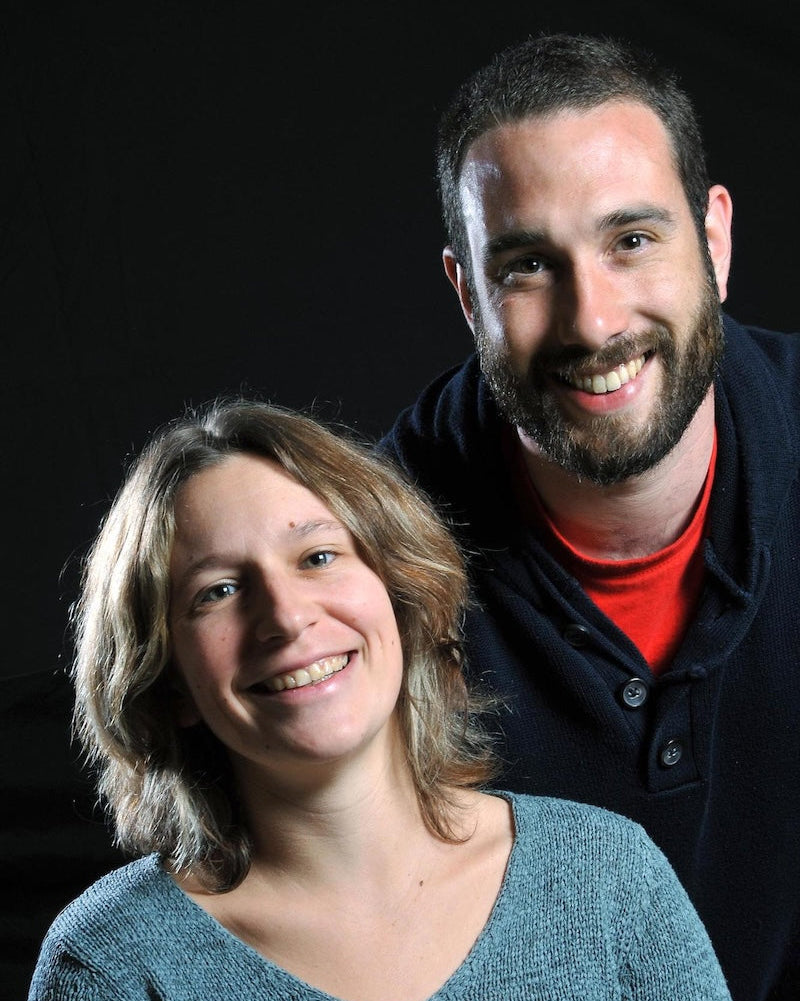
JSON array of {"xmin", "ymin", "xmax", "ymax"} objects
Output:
[{"xmin": 72, "ymin": 398, "xmax": 498, "ymax": 890}]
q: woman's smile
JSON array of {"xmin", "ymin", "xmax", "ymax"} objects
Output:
[
  {"xmin": 168, "ymin": 453, "xmax": 404, "ymax": 770},
  {"xmin": 253, "ymin": 652, "xmax": 351, "ymax": 693}
]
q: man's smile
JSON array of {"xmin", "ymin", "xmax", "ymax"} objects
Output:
[{"xmin": 561, "ymin": 352, "xmax": 649, "ymax": 394}]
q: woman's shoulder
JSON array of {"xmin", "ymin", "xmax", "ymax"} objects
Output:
[
  {"xmin": 490, "ymin": 791, "xmax": 681, "ymax": 924},
  {"xmin": 496, "ymin": 789, "xmax": 642, "ymax": 826},
  {"xmin": 38, "ymin": 855, "xmax": 176, "ymax": 962},
  {"xmin": 494, "ymin": 791, "xmax": 658, "ymax": 860},
  {"xmin": 55, "ymin": 855, "xmax": 165, "ymax": 926},
  {"xmin": 29, "ymin": 855, "xmax": 182, "ymax": 998}
]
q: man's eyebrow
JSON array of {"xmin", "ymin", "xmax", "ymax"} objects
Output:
[
  {"xmin": 596, "ymin": 206, "xmax": 677, "ymax": 231},
  {"xmin": 484, "ymin": 229, "xmax": 547, "ymax": 263},
  {"xmin": 483, "ymin": 206, "xmax": 677, "ymax": 264}
]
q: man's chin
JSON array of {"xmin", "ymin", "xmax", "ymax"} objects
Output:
[
  {"xmin": 524, "ymin": 433, "xmax": 662, "ymax": 486},
  {"xmin": 539, "ymin": 442, "xmax": 672, "ymax": 486},
  {"xmin": 517, "ymin": 396, "xmax": 702, "ymax": 485}
]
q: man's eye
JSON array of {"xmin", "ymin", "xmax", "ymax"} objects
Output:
[
  {"xmin": 199, "ymin": 581, "xmax": 239, "ymax": 604},
  {"xmin": 497, "ymin": 254, "xmax": 550, "ymax": 285},
  {"xmin": 508, "ymin": 254, "xmax": 546, "ymax": 275},
  {"xmin": 618, "ymin": 232, "xmax": 649, "ymax": 251},
  {"xmin": 303, "ymin": 550, "xmax": 335, "ymax": 569}
]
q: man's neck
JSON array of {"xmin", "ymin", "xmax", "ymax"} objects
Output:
[{"xmin": 516, "ymin": 390, "xmax": 716, "ymax": 561}]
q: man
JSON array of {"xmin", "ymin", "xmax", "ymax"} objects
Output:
[{"xmin": 381, "ymin": 33, "xmax": 800, "ymax": 1001}]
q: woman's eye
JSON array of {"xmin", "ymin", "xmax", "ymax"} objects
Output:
[
  {"xmin": 303, "ymin": 550, "xmax": 335, "ymax": 569},
  {"xmin": 199, "ymin": 581, "xmax": 239, "ymax": 604}
]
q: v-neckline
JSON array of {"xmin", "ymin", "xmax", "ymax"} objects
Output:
[{"xmin": 159, "ymin": 791, "xmax": 520, "ymax": 1001}]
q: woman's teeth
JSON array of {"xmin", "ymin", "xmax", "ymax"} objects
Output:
[
  {"xmin": 263, "ymin": 654, "xmax": 349, "ymax": 693},
  {"xmin": 565, "ymin": 354, "xmax": 645, "ymax": 394}
]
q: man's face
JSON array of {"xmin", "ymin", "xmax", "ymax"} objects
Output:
[{"xmin": 448, "ymin": 101, "xmax": 731, "ymax": 485}]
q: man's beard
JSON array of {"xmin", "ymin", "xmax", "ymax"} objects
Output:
[{"xmin": 474, "ymin": 276, "xmax": 724, "ymax": 486}]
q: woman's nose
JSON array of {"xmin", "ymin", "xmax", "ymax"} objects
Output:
[{"xmin": 252, "ymin": 576, "xmax": 318, "ymax": 645}]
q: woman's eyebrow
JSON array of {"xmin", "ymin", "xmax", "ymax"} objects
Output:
[
  {"xmin": 173, "ymin": 522, "xmax": 347, "ymax": 586},
  {"xmin": 288, "ymin": 519, "xmax": 348, "ymax": 539}
]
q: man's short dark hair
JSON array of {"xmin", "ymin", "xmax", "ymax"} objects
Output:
[{"xmin": 437, "ymin": 33, "xmax": 710, "ymax": 271}]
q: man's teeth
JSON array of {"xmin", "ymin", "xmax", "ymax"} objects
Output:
[
  {"xmin": 263, "ymin": 654, "xmax": 349, "ymax": 693},
  {"xmin": 566, "ymin": 355, "xmax": 645, "ymax": 394}
]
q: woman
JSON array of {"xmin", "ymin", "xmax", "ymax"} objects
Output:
[{"xmin": 29, "ymin": 399, "xmax": 731, "ymax": 1000}]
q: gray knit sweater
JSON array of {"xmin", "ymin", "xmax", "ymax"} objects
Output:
[{"xmin": 28, "ymin": 793, "xmax": 731, "ymax": 1000}]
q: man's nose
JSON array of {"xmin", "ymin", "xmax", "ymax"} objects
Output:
[{"xmin": 557, "ymin": 259, "xmax": 630, "ymax": 351}]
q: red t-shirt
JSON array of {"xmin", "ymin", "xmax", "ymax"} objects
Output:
[{"xmin": 510, "ymin": 430, "xmax": 716, "ymax": 675}]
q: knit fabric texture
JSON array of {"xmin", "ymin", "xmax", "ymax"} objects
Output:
[{"xmin": 29, "ymin": 792, "xmax": 730, "ymax": 1000}]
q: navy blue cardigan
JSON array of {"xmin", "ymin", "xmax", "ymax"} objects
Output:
[{"xmin": 381, "ymin": 315, "xmax": 800, "ymax": 1001}]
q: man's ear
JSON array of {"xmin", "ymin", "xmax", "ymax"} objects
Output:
[
  {"xmin": 443, "ymin": 247, "xmax": 476, "ymax": 331},
  {"xmin": 704, "ymin": 184, "xmax": 733, "ymax": 303}
]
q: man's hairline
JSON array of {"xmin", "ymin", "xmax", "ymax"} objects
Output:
[{"xmin": 447, "ymin": 97, "xmax": 698, "ymax": 275}]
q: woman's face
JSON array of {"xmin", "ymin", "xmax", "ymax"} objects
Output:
[{"xmin": 168, "ymin": 453, "xmax": 404, "ymax": 785}]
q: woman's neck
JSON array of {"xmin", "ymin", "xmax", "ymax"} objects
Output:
[{"xmin": 233, "ymin": 732, "xmax": 455, "ymax": 893}]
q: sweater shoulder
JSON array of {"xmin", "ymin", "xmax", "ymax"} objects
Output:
[
  {"xmin": 47, "ymin": 855, "xmax": 165, "ymax": 941},
  {"xmin": 379, "ymin": 355, "xmax": 485, "ymax": 475},
  {"xmin": 505, "ymin": 792, "xmax": 658, "ymax": 868},
  {"xmin": 28, "ymin": 856, "xmax": 175, "ymax": 998},
  {"xmin": 33, "ymin": 855, "xmax": 181, "ymax": 976},
  {"xmin": 723, "ymin": 315, "xmax": 800, "ymax": 386},
  {"xmin": 508, "ymin": 790, "xmax": 645, "ymax": 833}
]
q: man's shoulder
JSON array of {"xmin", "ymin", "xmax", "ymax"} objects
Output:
[
  {"xmin": 721, "ymin": 314, "xmax": 800, "ymax": 444},
  {"xmin": 380, "ymin": 354, "xmax": 484, "ymax": 456},
  {"xmin": 723, "ymin": 314, "xmax": 800, "ymax": 378},
  {"xmin": 380, "ymin": 353, "xmax": 497, "ymax": 486}
]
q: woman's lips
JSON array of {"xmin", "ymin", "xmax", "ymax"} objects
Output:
[{"xmin": 249, "ymin": 653, "xmax": 350, "ymax": 694}]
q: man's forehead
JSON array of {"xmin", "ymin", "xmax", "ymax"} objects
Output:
[
  {"xmin": 458, "ymin": 101, "xmax": 680, "ymax": 222},
  {"xmin": 461, "ymin": 101, "xmax": 672, "ymax": 176}
]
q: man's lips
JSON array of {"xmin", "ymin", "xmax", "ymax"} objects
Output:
[
  {"xmin": 248, "ymin": 653, "xmax": 350, "ymax": 694},
  {"xmin": 559, "ymin": 351, "xmax": 651, "ymax": 395}
]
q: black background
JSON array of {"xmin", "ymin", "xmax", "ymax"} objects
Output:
[{"xmin": 2, "ymin": 1, "xmax": 797, "ymax": 995}]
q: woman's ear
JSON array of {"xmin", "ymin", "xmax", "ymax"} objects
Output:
[{"xmin": 168, "ymin": 669, "xmax": 202, "ymax": 728}]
